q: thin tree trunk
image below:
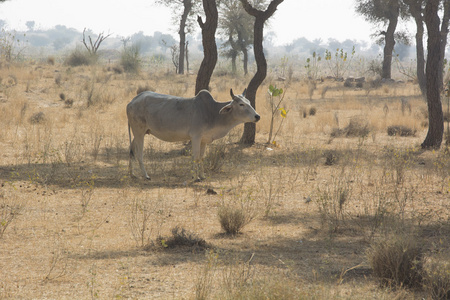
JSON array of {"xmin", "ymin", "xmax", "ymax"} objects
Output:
[
  {"xmin": 185, "ymin": 41, "xmax": 190, "ymax": 74},
  {"xmin": 228, "ymin": 33, "xmax": 238, "ymax": 74},
  {"xmin": 422, "ymin": 0, "xmax": 444, "ymax": 149},
  {"xmin": 408, "ymin": 0, "xmax": 426, "ymax": 96},
  {"xmin": 231, "ymin": 52, "xmax": 237, "ymax": 74},
  {"xmin": 438, "ymin": 0, "xmax": 450, "ymax": 92},
  {"xmin": 239, "ymin": 0, "xmax": 283, "ymax": 144},
  {"xmin": 382, "ymin": 14, "xmax": 398, "ymax": 79},
  {"xmin": 178, "ymin": 0, "xmax": 192, "ymax": 75},
  {"xmin": 195, "ymin": 0, "xmax": 218, "ymax": 94},
  {"xmin": 242, "ymin": 47, "xmax": 248, "ymax": 75},
  {"xmin": 237, "ymin": 29, "xmax": 248, "ymax": 75}
]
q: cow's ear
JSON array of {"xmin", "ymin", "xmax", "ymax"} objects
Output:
[
  {"xmin": 230, "ymin": 89, "xmax": 235, "ymax": 99},
  {"xmin": 219, "ymin": 103, "xmax": 233, "ymax": 114},
  {"xmin": 242, "ymin": 88, "xmax": 247, "ymax": 97}
]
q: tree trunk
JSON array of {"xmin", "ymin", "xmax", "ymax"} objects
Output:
[
  {"xmin": 195, "ymin": 0, "xmax": 218, "ymax": 95},
  {"xmin": 407, "ymin": 0, "xmax": 426, "ymax": 96},
  {"xmin": 239, "ymin": 0, "xmax": 284, "ymax": 144},
  {"xmin": 415, "ymin": 20, "xmax": 426, "ymax": 96},
  {"xmin": 437, "ymin": 0, "xmax": 450, "ymax": 92},
  {"xmin": 382, "ymin": 12, "xmax": 399, "ymax": 79},
  {"xmin": 237, "ymin": 29, "xmax": 248, "ymax": 75},
  {"xmin": 178, "ymin": 0, "xmax": 192, "ymax": 75},
  {"xmin": 228, "ymin": 33, "xmax": 238, "ymax": 74},
  {"xmin": 185, "ymin": 41, "xmax": 190, "ymax": 74},
  {"xmin": 231, "ymin": 52, "xmax": 237, "ymax": 74},
  {"xmin": 422, "ymin": 0, "xmax": 444, "ymax": 149},
  {"xmin": 242, "ymin": 47, "xmax": 248, "ymax": 75}
]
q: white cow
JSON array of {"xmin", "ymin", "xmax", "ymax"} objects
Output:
[{"xmin": 127, "ymin": 89, "xmax": 260, "ymax": 180}]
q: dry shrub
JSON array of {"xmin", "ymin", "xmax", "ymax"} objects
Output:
[
  {"xmin": 387, "ymin": 125, "xmax": 416, "ymax": 137},
  {"xmin": 47, "ymin": 56, "xmax": 55, "ymax": 65},
  {"xmin": 218, "ymin": 197, "xmax": 256, "ymax": 235},
  {"xmin": 29, "ymin": 111, "xmax": 46, "ymax": 124},
  {"xmin": 331, "ymin": 117, "xmax": 370, "ymax": 138},
  {"xmin": 423, "ymin": 255, "xmax": 450, "ymax": 300},
  {"xmin": 65, "ymin": 48, "xmax": 95, "ymax": 67},
  {"xmin": 315, "ymin": 173, "xmax": 352, "ymax": 233},
  {"xmin": 218, "ymin": 206, "xmax": 250, "ymax": 235},
  {"xmin": 203, "ymin": 143, "xmax": 227, "ymax": 173},
  {"xmin": 324, "ymin": 150, "xmax": 339, "ymax": 166},
  {"xmin": 159, "ymin": 226, "xmax": 207, "ymax": 249},
  {"xmin": 64, "ymin": 99, "xmax": 74, "ymax": 108},
  {"xmin": 0, "ymin": 195, "xmax": 24, "ymax": 239},
  {"xmin": 368, "ymin": 236, "xmax": 423, "ymax": 288},
  {"xmin": 136, "ymin": 84, "xmax": 155, "ymax": 95}
]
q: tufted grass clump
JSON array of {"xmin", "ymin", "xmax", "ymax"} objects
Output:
[
  {"xmin": 331, "ymin": 117, "xmax": 370, "ymax": 138},
  {"xmin": 367, "ymin": 235, "xmax": 423, "ymax": 289},
  {"xmin": 218, "ymin": 196, "xmax": 257, "ymax": 235},
  {"xmin": 423, "ymin": 255, "xmax": 450, "ymax": 300},
  {"xmin": 387, "ymin": 125, "xmax": 416, "ymax": 137},
  {"xmin": 159, "ymin": 226, "xmax": 207, "ymax": 249}
]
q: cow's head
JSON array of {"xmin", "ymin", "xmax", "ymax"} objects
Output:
[{"xmin": 219, "ymin": 89, "xmax": 260, "ymax": 123}]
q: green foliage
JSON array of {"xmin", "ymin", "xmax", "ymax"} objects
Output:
[
  {"xmin": 266, "ymin": 84, "xmax": 288, "ymax": 145},
  {"xmin": 325, "ymin": 46, "xmax": 356, "ymax": 78},
  {"xmin": 305, "ymin": 51, "xmax": 322, "ymax": 80}
]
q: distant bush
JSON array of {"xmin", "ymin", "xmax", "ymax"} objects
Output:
[
  {"xmin": 47, "ymin": 56, "xmax": 55, "ymax": 65},
  {"xmin": 65, "ymin": 48, "xmax": 96, "ymax": 67},
  {"xmin": 331, "ymin": 117, "xmax": 370, "ymax": 138},
  {"xmin": 120, "ymin": 43, "xmax": 142, "ymax": 73},
  {"xmin": 387, "ymin": 125, "xmax": 416, "ymax": 137}
]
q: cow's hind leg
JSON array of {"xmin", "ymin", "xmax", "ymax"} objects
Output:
[
  {"xmin": 130, "ymin": 131, "xmax": 150, "ymax": 180},
  {"xmin": 129, "ymin": 146, "xmax": 136, "ymax": 178}
]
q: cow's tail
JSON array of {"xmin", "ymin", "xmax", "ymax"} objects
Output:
[{"xmin": 128, "ymin": 122, "xmax": 134, "ymax": 159}]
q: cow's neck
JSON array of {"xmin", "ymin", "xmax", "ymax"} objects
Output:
[{"xmin": 214, "ymin": 102, "xmax": 244, "ymax": 132}]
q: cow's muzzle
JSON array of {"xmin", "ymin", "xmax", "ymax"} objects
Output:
[{"xmin": 254, "ymin": 114, "xmax": 261, "ymax": 122}]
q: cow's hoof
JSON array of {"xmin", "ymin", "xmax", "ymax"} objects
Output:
[
  {"xmin": 145, "ymin": 176, "xmax": 151, "ymax": 180},
  {"xmin": 194, "ymin": 177, "xmax": 203, "ymax": 183}
]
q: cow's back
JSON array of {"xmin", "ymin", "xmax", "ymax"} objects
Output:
[{"xmin": 127, "ymin": 91, "xmax": 202, "ymax": 142}]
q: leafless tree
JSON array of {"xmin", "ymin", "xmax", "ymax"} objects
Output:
[{"xmin": 82, "ymin": 28, "xmax": 111, "ymax": 55}]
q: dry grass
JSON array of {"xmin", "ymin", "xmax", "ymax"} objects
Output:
[{"xmin": 0, "ymin": 60, "xmax": 449, "ymax": 299}]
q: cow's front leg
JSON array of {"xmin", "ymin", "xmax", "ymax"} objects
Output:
[
  {"xmin": 191, "ymin": 137, "xmax": 205, "ymax": 182},
  {"xmin": 198, "ymin": 142, "xmax": 207, "ymax": 180}
]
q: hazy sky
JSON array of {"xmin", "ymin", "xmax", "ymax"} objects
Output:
[{"xmin": 0, "ymin": 0, "xmax": 389, "ymax": 45}]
